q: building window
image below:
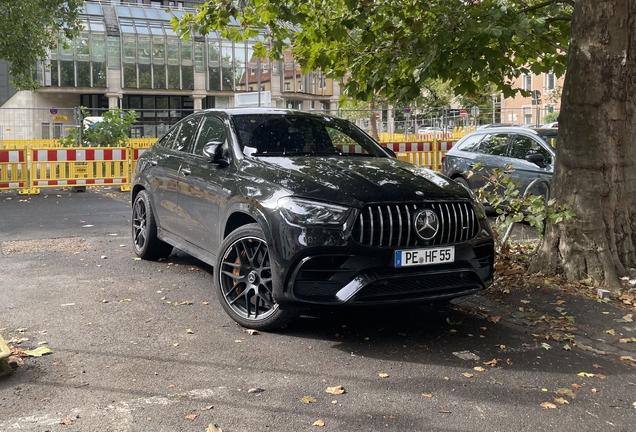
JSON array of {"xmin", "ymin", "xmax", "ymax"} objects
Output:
[
  {"xmin": 545, "ymin": 72, "xmax": 555, "ymax": 92},
  {"xmin": 522, "ymin": 74, "xmax": 532, "ymax": 91},
  {"xmin": 284, "ymin": 82, "xmax": 290, "ymax": 91},
  {"xmin": 41, "ymin": 123, "xmax": 51, "ymax": 139}
]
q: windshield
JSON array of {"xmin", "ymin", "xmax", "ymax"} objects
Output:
[{"xmin": 231, "ymin": 114, "xmax": 388, "ymax": 157}]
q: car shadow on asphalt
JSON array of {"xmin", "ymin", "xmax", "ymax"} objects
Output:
[
  {"xmin": 280, "ymin": 303, "xmax": 633, "ymax": 377},
  {"xmin": 164, "ymin": 250, "xmax": 633, "ymax": 378}
]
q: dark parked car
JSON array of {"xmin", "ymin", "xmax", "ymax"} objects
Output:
[
  {"xmin": 441, "ymin": 127, "xmax": 557, "ymax": 198},
  {"xmin": 131, "ymin": 109, "xmax": 495, "ymax": 330}
]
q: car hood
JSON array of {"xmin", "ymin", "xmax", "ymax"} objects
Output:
[{"xmin": 240, "ymin": 156, "xmax": 471, "ymax": 207}]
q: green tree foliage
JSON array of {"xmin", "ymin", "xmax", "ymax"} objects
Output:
[
  {"xmin": 174, "ymin": 0, "xmax": 571, "ymax": 103},
  {"xmin": 0, "ymin": 0, "xmax": 84, "ymax": 90},
  {"xmin": 541, "ymin": 111, "xmax": 559, "ymax": 123},
  {"xmin": 59, "ymin": 108, "xmax": 138, "ymax": 148}
]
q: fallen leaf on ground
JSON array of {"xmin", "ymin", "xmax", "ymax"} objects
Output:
[
  {"xmin": 632, "ymin": 402, "xmax": 636, "ymax": 409},
  {"xmin": 248, "ymin": 387, "xmax": 265, "ymax": 394},
  {"xmin": 245, "ymin": 329, "xmax": 260, "ymax": 335},
  {"xmin": 473, "ymin": 366, "xmax": 485, "ymax": 372},
  {"xmin": 620, "ymin": 356, "xmax": 636, "ymax": 365},
  {"xmin": 421, "ymin": 393, "xmax": 433, "ymax": 398},
  {"xmin": 484, "ymin": 359, "xmax": 498, "ymax": 366},
  {"xmin": 556, "ymin": 388, "xmax": 576, "ymax": 398},
  {"xmin": 462, "ymin": 372, "xmax": 474, "ymax": 378},
  {"xmin": 622, "ymin": 314, "xmax": 634, "ymax": 322},
  {"xmin": 619, "ymin": 338, "xmax": 633, "ymax": 343},
  {"xmin": 200, "ymin": 405, "xmax": 213, "ymax": 411},
  {"xmin": 326, "ymin": 385, "xmax": 346, "ymax": 395},
  {"xmin": 553, "ymin": 397, "xmax": 569, "ymax": 405},
  {"xmin": 593, "ymin": 364, "xmax": 603, "ymax": 369},
  {"xmin": 488, "ymin": 316, "xmax": 501, "ymax": 323},
  {"xmin": 300, "ymin": 396, "xmax": 317, "ymax": 404},
  {"xmin": 540, "ymin": 402, "xmax": 557, "ymax": 409},
  {"xmin": 24, "ymin": 347, "xmax": 53, "ymax": 357},
  {"xmin": 578, "ymin": 372, "xmax": 595, "ymax": 377},
  {"xmin": 206, "ymin": 424, "xmax": 223, "ymax": 432},
  {"xmin": 378, "ymin": 372, "xmax": 389, "ymax": 378},
  {"xmin": 185, "ymin": 413, "xmax": 197, "ymax": 420},
  {"xmin": 332, "ymin": 400, "xmax": 338, "ymax": 404},
  {"xmin": 572, "ymin": 383, "xmax": 581, "ymax": 389},
  {"xmin": 605, "ymin": 329, "xmax": 616, "ymax": 335},
  {"xmin": 60, "ymin": 418, "xmax": 73, "ymax": 425},
  {"xmin": 312, "ymin": 420, "xmax": 325, "ymax": 427},
  {"xmin": 186, "ymin": 329, "xmax": 194, "ymax": 334}
]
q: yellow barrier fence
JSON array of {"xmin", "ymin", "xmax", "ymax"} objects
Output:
[
  {"xmin": 25, "ymin": 148, "xmax": 130, "ymax": 195},
  {"xmin": 383, "ymin": 140, "xmax": 457, "ymax": 172},
  {"xmin": 0, "ymin": 138, "xmax": 457, "ymax": 195},
  {"xmin": 0, "ymin": 149, "xmax": 29, "ymax": 191}
]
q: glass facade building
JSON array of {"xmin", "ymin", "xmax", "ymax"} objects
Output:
[{"xmin": 29, "ymin": 0, "xmax": 338, "ymax": 138}]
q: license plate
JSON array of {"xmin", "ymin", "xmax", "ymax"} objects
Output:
[{"xmin": 394, "ymin": 246, "xmax": 455, "ymax": 267}]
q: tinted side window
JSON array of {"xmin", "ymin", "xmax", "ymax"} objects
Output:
[
  {"xmin": 171, "ymin": 115, "xmax": 202, "ymax": 152},
  {"xmin": 456, "ymin": 134, "xmax": 484, "ymax": 153},
  {"xmin": 156, "ymin": 125, "xmax": 180, "ymax": 149},
  {"xmin": 476, "ymin": 133, "xmax": 509, "ymax": 156},
  {"xmin": 510, "ymin": 135, "xmax": 553, "ymax": 164},
  {"xmin": 193, "ymin": 116, "xmax": 227, "ymax": 156}
]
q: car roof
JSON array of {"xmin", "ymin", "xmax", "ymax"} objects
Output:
[{"xmin": 198, "ymin": 108, "xmax": 332, "ymax": 118}]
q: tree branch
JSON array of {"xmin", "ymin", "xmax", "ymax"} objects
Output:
[
  {"xmin": 545, "ymin": 16, "xmax": 572, "ymax": 23},
  {"xmin": 540, "ymin": 36, "xmax": 568, "ymax": 53},
  {"xmin": 517, "ymin": 0, "xmax": 574, "ymax": 14}
]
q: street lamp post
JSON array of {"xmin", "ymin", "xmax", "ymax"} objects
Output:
[{"xmin": 491, "ymin": 93, "xmax": 497, "ymax": 124}]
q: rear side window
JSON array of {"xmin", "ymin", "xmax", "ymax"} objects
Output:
[
  {"xmin": 156, "ymin": 125, "xmax": 180, "ymax": 149},
  {"xmin": 510, "ymin": 135, "xmax": 553, "ymax": 164},
  {"xmin": 455, "ymin": 134, "xmax": 483, "ymax": 153},
  {"xmin": 475, "ymin": 133, "xmax": 509, "ymax": 156},
  {"xmin": 172, "ymin": 115, "xmax": 202, "ymax": 152}
]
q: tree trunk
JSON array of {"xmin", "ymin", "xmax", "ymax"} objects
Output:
[
  {"xmin": 530, "ymin": 0, "xmax": 636, "ymax": 292},
  {"xmin": 369, "ymin": 98, "xmax": 379, "ymax": 140}
]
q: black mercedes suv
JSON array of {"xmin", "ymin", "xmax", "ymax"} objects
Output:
[{"xmin": 131, "ymin": 109, "xmax": 494, "ymax": 330}]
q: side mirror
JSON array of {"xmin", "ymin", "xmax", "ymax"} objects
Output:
[
  {"xmin": 203, "ymin": 141, "xmax": 229, "ymax": 166},
  {"xmin": 525, "ymin": 153, "xmax": 546, "ymax": 167}
]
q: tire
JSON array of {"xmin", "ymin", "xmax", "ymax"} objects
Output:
[
  {"xmin": 214, "ymin": 223, "xmax": 299, "ymax": 330},
  {"xmin": 131, "ymin": 190, "xmax": 173, "ymax": 260},
  {"xmin": 453, "ymin": 176, "xmax": 470, "ymax": 189}
]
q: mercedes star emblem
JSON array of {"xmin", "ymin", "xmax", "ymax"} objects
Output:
[{"xmin": 414, "ymin": 209, "xmax": 440, "ymax": 241}]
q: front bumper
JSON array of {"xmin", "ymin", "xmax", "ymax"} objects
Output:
[{"xmin": 284, "ymin": 241, "xmax": 494, "ymax": 305}]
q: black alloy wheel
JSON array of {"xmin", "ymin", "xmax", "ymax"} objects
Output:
[
  {"xmin": 131, "ymin": 190, "xmax": 173, "ymax": 260},
  {"xmin": 215, "ymin": 224, "xmax": 298, "ymax": 330}
]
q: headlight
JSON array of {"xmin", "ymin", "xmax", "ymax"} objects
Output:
[{"xmin": 278, "ymin": 197, "xmax": 351, "ymax": 226}]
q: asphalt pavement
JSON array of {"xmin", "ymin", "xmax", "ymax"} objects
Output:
[{"xmin": 1, "ymin": 188, "xmax": 635, "ymax": 432}]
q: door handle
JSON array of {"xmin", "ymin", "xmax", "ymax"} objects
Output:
[{"xmin": 181, "ymin": 168, "xmax": 191, "ymax": 176}]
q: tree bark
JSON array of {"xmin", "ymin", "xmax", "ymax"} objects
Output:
[
  {"xmin": 369, "ymin": 98, "xmax": 379, "ymax": 140},
  {"xmin": 530, "ymin": 0, "xmax": 636, "ymax": 291}
]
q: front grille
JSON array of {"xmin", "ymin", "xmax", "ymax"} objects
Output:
[{"xmin": 351, "ymin": 202, "xmax": 480, "ymax": 248}]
